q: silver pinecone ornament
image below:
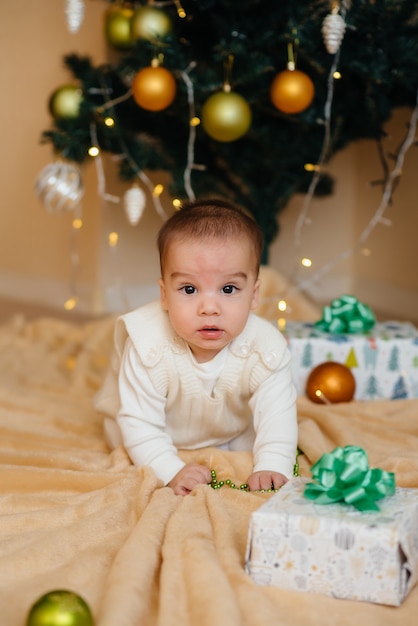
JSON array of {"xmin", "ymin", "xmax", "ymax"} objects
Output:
[
  {"xmin": 322, "ymin": 7, "xmax": 346, "ymax": 54},
  {"xmin": 65, "ymin": 0, "xmax": 85, "ymax": 34},
  {"xmin": 124, "ymin": 184, "xmax": 146, "ymax": 225}
]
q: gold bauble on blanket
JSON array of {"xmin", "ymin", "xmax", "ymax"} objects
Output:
[
  {"xmin": 26, "ymin": 590, "xmax": 93, "ymax": 626},
  {"xmin": 306, "ymin": 361, "xmax": 356, "ymax": 403}
]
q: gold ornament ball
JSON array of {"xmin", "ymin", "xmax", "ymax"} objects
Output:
[
  {"xmin": 270, "ymin": 69, "xmax": 315, "ymax": 114},
  {"xmin": 26, "ymin": 590, "xmax": 93, "ymax": 626},
  {"xmin": 132, "ymin": 65, "xmax": 177, "ymax": 111},
  {"xmin": 201, "ymin": 91, "xmax": 252, "ymax": 142},
  {"xmin": 49, "ymin": 85, "xmax": 83, "ymax": 120},
  {"xmin": 131, "ymin": 6, "xmax": 172, "ymax": 42},
  {"xmin": 104, "ymin": 6, "xmax": 134, "ymax": 49},
  {"xmin": 306, "ymin": 361, "xmax": 356, "ymax": 404}
]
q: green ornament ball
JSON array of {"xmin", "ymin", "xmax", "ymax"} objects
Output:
[
  {"xmin": 104, "ymin": 5, "xmax": 134, "ymax": 49},
  {"xmin": 201, "ymin": 91, "xmax": 252, "ymax": 142},
  {"xmin": 26, "ymin": 590, "xmax": 94, "ymax": 626},
  {"xmin": 131, "ymin": 6, "xmax": 172, "ymax": 42},
  {"xmin": 49, "ymin": 85, "xmax": 83, "ymax": 120}
]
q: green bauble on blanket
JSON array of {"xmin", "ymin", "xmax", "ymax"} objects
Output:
[{"xmin": 26, "ymin": 590, "xmax": 93, "ymax": 626}]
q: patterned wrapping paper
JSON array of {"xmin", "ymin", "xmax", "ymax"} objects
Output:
[
  {"xmin": 245, "ymin": 478, "xmax": 418, "ymax": 606},
  {"xmin": 283, "ymin": 321, "xmax": 418, "ymax": 400}
]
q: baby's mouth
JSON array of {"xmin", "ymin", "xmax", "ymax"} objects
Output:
[{"xmin": 198, "ymin": 326, "xmax": 223, "ymax": 339}]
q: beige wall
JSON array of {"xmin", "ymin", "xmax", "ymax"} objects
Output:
[
  {"xmin": 1, "ymin": 0, "xmax": 105, "ymax": 307},
  {"xmin": 270, "ymin": 107, "xmax": 418, "ymax": 320},
  {"xmin": 1, "ymin": 1, "xmax": 417, "ymax": 320}
]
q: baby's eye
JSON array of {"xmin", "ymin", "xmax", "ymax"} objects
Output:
[
  {"xmin": 222, "ymin": 284, "xmax": 237, "ymax": 294},
  {"xmin": 181, "ymin": 285, "xmax": 196, "ymax": 295}
]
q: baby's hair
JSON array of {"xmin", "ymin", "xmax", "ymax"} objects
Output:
[{"xmin": 157, "ymin": 198, "xmax": 264, "ymax": 275}]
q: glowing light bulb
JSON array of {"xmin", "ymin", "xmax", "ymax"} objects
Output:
[
  {"xmin": 88, "ymin": 146, "xmax": 100, "ymax": 157},
  {"xmin": 172, "ymin": 198, "xmax": 182, "ymax": 209},
  {"xmin": 108, "ymin": 231, "xmax": 119, "ymax": 247},
  {"xmin": 304, "ymin": 163, "xmax": 320, "ymax": 171},
  {"xmin": 72, "ymin": 218, "xmax": 83, "ymax": 229},
  {"xmin": 190, "ymin": 117, "xmax": 200, "ymax": 126},
  {"xmin": 333, "ymin": 71, "xmax": 342, "ymax": 79},
  {"xmin": 278, "ymin": 299, "xmax": 287, "ymax": 312},
  {"xmin": 64, "ymin": 296, "xmax": 78, "ymax": 311},
  {"xmin": 153, "ymin": 184, "xmax": 164, "ymax": 197},
  {"xmin": 104, "ymin": 117, "xmax": 115, "ymax": 127},
  {"xmin": 174, "ymin": 0, "xmax": 186, "ymax": 17},
  {"xmin": 277, "ymin": 318, "xmax": 286, "ymax": 331},
  {"xmin": 301, "ymin": 257, "xmax": 312, "ymax": 268}
]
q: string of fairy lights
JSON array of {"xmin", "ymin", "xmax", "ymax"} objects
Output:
[
  {"xmin": 36, "ymin": 0, "xmax": 418, "ymax": 313},
  {"xmin": 290, "ymin": 96, "xmax": 418, "ymax": 298}
]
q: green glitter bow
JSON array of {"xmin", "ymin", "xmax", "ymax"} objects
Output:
[
  {"xmin": 304, "ymin": 445, "xmax": 395, "ymax": 511},
  {"xmin": 314, "ymin": 294, "xmax": 376, "ymax": 334}
]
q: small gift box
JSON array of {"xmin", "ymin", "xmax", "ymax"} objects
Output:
[
  {"xmin": 283, "ymin": 301, "xmax": 418, "ymax": 400},
  {"xmin": 245, "ymin": 447, "xmax": 418, "ymax": 606}
]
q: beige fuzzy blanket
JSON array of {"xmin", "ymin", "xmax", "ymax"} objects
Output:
[{"xmin": 1, "ymin": 314, "xmax": 418, "ymax": 626}]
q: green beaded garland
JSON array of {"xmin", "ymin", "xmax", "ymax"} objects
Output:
[{"xmin": 209, "ymin": 450, "xmax": 301, "ymax": 493}]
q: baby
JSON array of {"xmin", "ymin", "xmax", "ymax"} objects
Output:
[{"xmin": 95, "ymin": 198, "xmax": 297, "ymax": 495}]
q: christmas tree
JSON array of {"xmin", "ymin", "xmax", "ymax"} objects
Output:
[{"xmin": 41, "ymin": 0, "xmax": 418, "ymax": 261}]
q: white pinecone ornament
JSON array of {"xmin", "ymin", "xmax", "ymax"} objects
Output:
[
  {"xmin": 322, "ymin": 7, "xmax": 346, "ymax": 54},
  {"xmin": 65, "ymin": 0, "xmax": 85, "ymax": 33},
  {"xmin": 124, "ymin": 184, "xmax": 146, "ymax": 225}
]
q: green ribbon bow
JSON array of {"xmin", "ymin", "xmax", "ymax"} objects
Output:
[
  {"xmin": 314, "ymin": 294, "xmax": 376, "ymax": 334},
  {"xmin": 304, "ymin": 445, "xmax": 395, "ymax": 511}
]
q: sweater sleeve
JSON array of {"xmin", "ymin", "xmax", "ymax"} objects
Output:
[
  {"xmin": 249, "ymin": 346, "xmax": 298, "ymax": 479},
  {"xmin": 117, "ymin": 338, "xmax": 185, "ymax": 485}
]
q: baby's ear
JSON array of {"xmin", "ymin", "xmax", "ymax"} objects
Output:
[
  {"xmin": 250, "ymin": 277, "xmax": 261, "ymax": 310},
  {"xmin": 159, "ymin": 278, "xmax": 168, "ymax": 310}
]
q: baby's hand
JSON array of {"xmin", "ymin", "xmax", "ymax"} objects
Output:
[
  {"xmin": 168, "ymin": 463, "xmax": 212, "ymax": 496},
  {"xmin": 246, "ymin": 471, "xmax": 288, "ymax": 492}
]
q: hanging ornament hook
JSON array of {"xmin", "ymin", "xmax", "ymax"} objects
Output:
[
  {"xmin": 287, "ymin": 42, "xmax": 296, "ymax": 71},
  {"xmin": 223, "ymin": 54, "xmax": 234, "ymax": 92},
  {"xmin": 287, "ymin": 28, "xmax": 299, "ymax": 71}
]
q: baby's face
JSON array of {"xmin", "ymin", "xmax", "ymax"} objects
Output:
[{"xmin": 159, "ymin": 236, "xmax": 260, "ymax": 363}]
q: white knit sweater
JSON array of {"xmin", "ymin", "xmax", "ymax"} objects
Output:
[{"xmin": 94, "ymin": 300, "xmax": 297, "ymax": 484}]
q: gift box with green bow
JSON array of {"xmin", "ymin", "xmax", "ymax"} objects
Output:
[
  {"xmin": 282, "ymin": 301, "xmax": 418, "ymax": 400},
  {"xmin": 245, "ymin": 447, "xmax": 418, "ymax": 605}
]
